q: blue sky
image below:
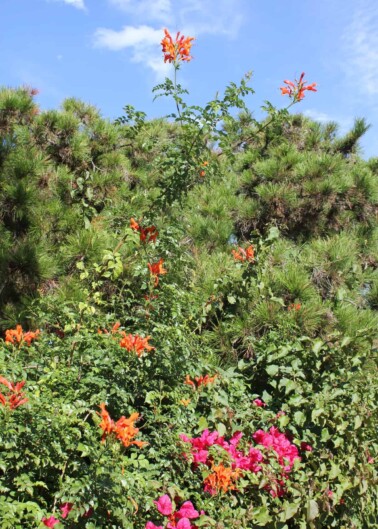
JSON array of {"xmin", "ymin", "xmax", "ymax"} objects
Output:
[{"xmin": 1, "ymin": 0, "xmax": 378, "ymax": 158}]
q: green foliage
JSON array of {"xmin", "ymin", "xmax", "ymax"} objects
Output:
[{"xmin": 0, "ymin": 51, "xmax": 377, "ymax": 529}]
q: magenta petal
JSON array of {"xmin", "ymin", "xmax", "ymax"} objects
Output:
[
  {"xmin": 177, "ymin": 518, "xmax": 191, "ymax": 529},
  {"xmin": 176, "ymin": 501, "xmax": 199, "ymax": 519},
  {"xmin": 42, "ymin": 517, "xmax": 59, "ymax": 528},
  {"xmin": 145, "ymin": 522, "xmax": 164, "ymax": 529},
  {"xmin": 60, "ymin": 502, "xmax": 73, "ymax": 519},
  {"xmin": 154, "ymin": 494, "xmax": 173, "ymax": 516}
]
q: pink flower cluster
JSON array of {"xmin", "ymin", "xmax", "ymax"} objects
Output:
[
  {"xmin": 180, "ymin": 429, "xmax": 262, "ymax": 473},
  {"xmin": 42, "ymin": 503, "xmax": 73, "ymax": 526},
  {"xmin": 180, "ymin": 426, "xmax": 304, "ymax": 497},
  {"xmin": 253, "ymin": 427, "xmax": 300, "ymax": 472},
  {"xmin": 146, "ymin": 495, "xmax": 203, "ymax": 529}
]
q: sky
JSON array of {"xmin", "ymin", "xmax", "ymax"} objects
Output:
[{"xmin": 1, "ymin": 0, "xmax": 378, "ymax": 158}]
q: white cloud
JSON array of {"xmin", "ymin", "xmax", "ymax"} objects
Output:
[
  {"xmin": 343, "ymin": 0, "xmax": 378, "ymax": 96},
  {"xmin": 94, "ymin": 25, "xmax": 162, "ymax": 51},
  {"xmin": 94, "ymin": 0, "xmax": 246, "ymax": 75},
  {"xmin": 304, "ymin": 110, "xmax": 352, "ymax": 134},
  {"xmin": 303, "ymin": 109, "xmax": 334, "ymax": 124},
  {"xmin": 48, "ymin": 0, "xmax": 86, "ymax": 9},
  {"xmin": 94, "ymin": 25, "xmax": 170, "ymax": 77}
]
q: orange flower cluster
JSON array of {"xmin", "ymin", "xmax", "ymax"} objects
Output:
[
  {"xmin": 130, "ymin": 218, "xmax": 158, "ymax": 244},
  {"xmin": 232, "ymin": 245, "xmax": 255, "ymax": 263},
  {"xmin": 199, "ymin": 160, "xmax": 209, "ymax": 178},
  {"xmin": 99, "ymin": 403, "xmax": 146, "ymax": 448},
  {"xmin": 184, "ymin": 374, "xmax": 217, "ymax": 389},
  {"xmin": 203, "ymin": 463, "xmax": 241, "ymax": 495},
  {"xmin": 5, "ymin": 325, "xmax": 40, "ymax": 346},
  {"xmin": 119, "ymin": 333, "xmax": 154, "ymax": 357},
  {"xmin": 0, "ymin": 376, "xmax": 28, "ymax": 410},
  {"xmin": 288, "ymin": 303, "xmax": 301, "ymax": 312},
  {"xmin": 148, "ymin": 258, "xmax": 167, "ymax": 287},
  {"xmin": 98, "ymin": 322, "xmax": 121, "ymax": 335},
  {"xmin": 161, "ymin": 29, "xmax": 194, "ymax": 64},
  {"xmin": 280, "ymin": 72, "xmax": 317, "ymax": 102}
]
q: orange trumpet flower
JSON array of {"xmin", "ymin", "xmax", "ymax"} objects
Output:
[{"xmin": 161, "ymin": 29, "xmax": 195, "ymax": 64}]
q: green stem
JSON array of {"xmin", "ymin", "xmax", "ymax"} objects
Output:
[{"xmin": 174, "ymin": 65, "xmax": 183, "ymax": 126}]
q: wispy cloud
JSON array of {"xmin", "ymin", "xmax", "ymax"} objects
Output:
[
  {"xmin": 343, "ymin": 0, "xmax": 378, "ymax": 96},
  {"xmin": 303, "ymin": 109, "xmax": 335, "ymax": 124},
  {"xmin": 94, "ymin": 25, "xmax": 170, "ymax": 77},
  {"xmin": 303, "ymin": 109, "xmax": 352, "ymax": 134},
  {"xmin": 94, "ymin": 0, "xmax": 246, "ymax": 76},
  {"xmin": 48, "ymin": 0, "xmax": 86, "ymax": 9}
]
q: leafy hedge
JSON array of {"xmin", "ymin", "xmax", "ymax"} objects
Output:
[{"xmin": 0, "ymin": 30, "xmax": 377, "ymax": 529}]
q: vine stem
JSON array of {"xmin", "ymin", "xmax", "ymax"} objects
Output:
[{"xmin": 173, "ymin": 65, "xmax": 183, "ymax": 126}]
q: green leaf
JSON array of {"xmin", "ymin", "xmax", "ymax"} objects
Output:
[
  {"xmin": 266, "ymin": 226, "xmax": 280, "ymax": 241},
  {"xmin": 252, "ymin": 506, "xmax": 272, "ymax": 525},
  {"xmin": 312, "ymin": 340, "xmax": 324, "ymax": 354},
  {"xmin": 282, "ymin": 502, "xmax": 300, "ymax": 521},
  {"xmin": 354, "ymin": 415, "xmax": 362, "ymax": 429},
  {"xmin": 294, "ymin": 411, "xmax": 305, "ymax": 426},
  {"xmin": 216, "ymin": 423, "xmax": 227, "ymax": 437},
  {"xmin": 198, "ymin": 417, "xmax": 208, "ymax": 431},
  {"xmin": 307, "ymin": 500, "xmax": 319, "ymax": 522},
  {"xmin": 266, "ymin": 365, "xmax": 279, "ymax": 376},
  {"xmin": 329, "ymin": 463, "xmax": 341, "ymax": 479}
]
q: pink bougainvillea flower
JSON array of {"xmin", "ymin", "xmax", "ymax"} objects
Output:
[
  {"xmin": 171, "ymin": 519, "xmax": 191, "ymax": 529},
  {"xmin": 145, "ymin": 522, "xmax": 164, "ymax": 529},
  {"xmin": 300, "ymin": 442, "xmax": 313, "ymax": 452},
  {"xmin": 253, "ymin": 427, "xmax": 300, "ymax": 472},
  {"xmin": 42, "ymin": 516, "xmax": 59, "ymax": 527},
  {"xmin": 154, "ymin": 494, "xmax": 173, "ymax": 516},
  {"xmin": 60, "ymin": 502, "xmax": 74, "ymax": 519},
  {"xmin": 176, "ymin": 501, "xmax": 199, "ymax": 519},
  {"xmin": 83, "ymin": 507, "xmax": 94, "ymax": 518},
  {"xmin": 280, "ymin": 72, "xmax": 317, "ymax": 102},
  {"xmin": 150, "ymin": 495, "xmax": 202, "ymax": 529},
  {"xmin": 253, "ymin": 398, "xmax": 267, "ymax": 407}
]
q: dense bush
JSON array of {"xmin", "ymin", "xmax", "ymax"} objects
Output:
[{"xmin": 0, "ymin": 30, "xmax": 377, "ymax": 528}]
